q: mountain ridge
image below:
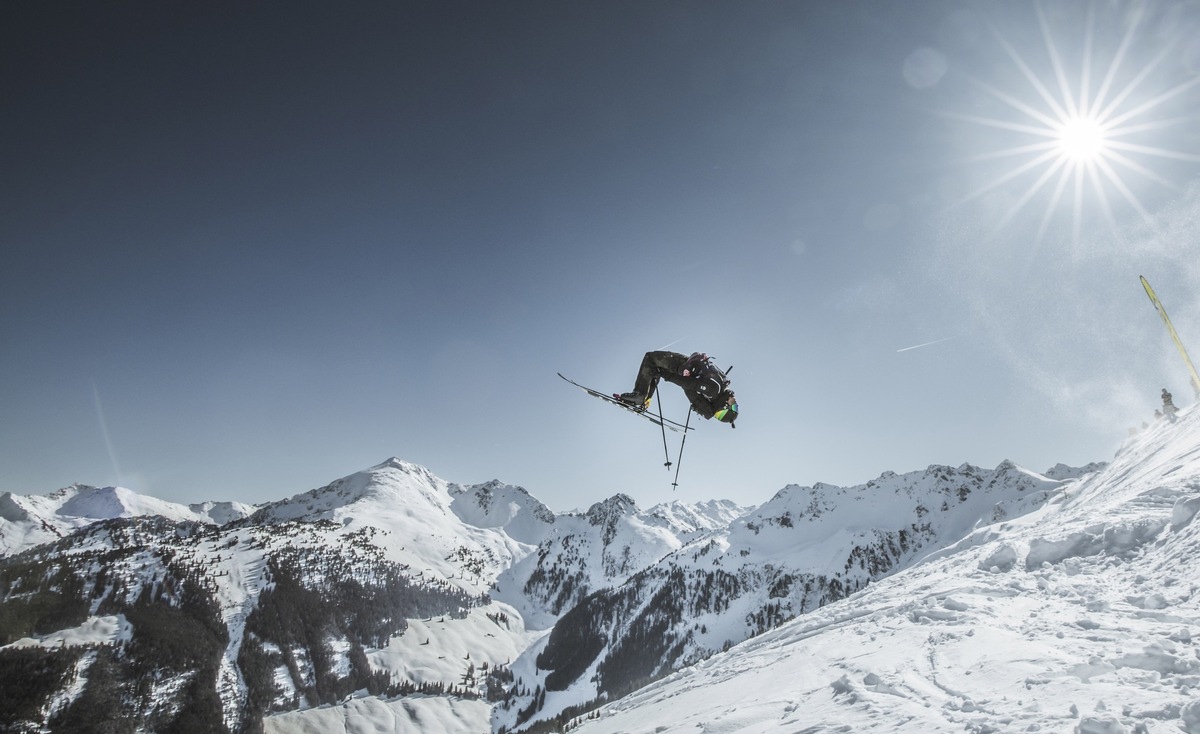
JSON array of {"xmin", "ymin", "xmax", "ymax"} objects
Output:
[
  {"xmin": 0, "ymin": 450, "xmax": 1122, "ymax": 734},
  {"xmin": 494, "ymin": 457, "xmax": 1072, "ymax": 731},
  {"xmin": 558, "ymin": 407, "xmax": 1200, "ymax": 734}
]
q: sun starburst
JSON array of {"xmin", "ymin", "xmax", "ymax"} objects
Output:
[{"xmin": 944, "ymin": 2, "xmax": 1200, "ymax": 244}]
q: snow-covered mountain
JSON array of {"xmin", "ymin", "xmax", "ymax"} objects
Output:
[
  {"xmin": 5, "ymin": 410, "xmax": 1194, "ymax": 734},
  {"xmin": 643, "ymin": 498, "xmax": 751, "ymax": 538},
  {"xmin": 493, "ymin": 493, "xmax": 755, "ymax": 631},
  {"xmin": 496, "ymin": 459, "xmax": 1066, "ymax": 731},
  {"xmin": 0, "ymin": 458, "xmax": 751, "ymax": 733},
  {"xmin": 557, "ymin": 408, "xmax": 1200, "ymax": 734},
  {"xmin": 246, "ymin": 458, "xmax": 556, "ymax": 591},
  {"xmin": 0, "ymin": 483, "xmax": 256, "ymax": 554}
]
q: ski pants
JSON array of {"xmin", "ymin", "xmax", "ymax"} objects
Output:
[{"xmin": 632, "ymin": 351, "xmax": 688, "ymax": 399}]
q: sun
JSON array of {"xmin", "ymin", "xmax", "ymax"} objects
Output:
[
  {"xmin": 943, "ymin": 2, "xmax": 1200, "ymax": 244},
  {"xmin": 1055, "ymin": 115, "xmax": 1107, "ymax": 163}
]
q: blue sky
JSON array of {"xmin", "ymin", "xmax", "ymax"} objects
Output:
[{"xmin": 3, "ymin": 1, "xmax": 1199, "ymax": 511}]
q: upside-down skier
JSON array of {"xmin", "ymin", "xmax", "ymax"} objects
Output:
[{"xmin": 615, "ymin": 351, "xmax": 738, "ymax": 426}]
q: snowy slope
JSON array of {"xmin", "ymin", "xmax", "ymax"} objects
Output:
[
  {"xmin": 0, "ymin": 456, "xmax": 766, "ymax": 734},
  {"xmin": 249, "ymin": 458, "xmax": 561, "ymax": 600},
  {"xmin": 2, "ymin": 614, "xmax": 133, "ymax": 650},
  {"xmin": 568, "ymin": 408, "xmax": 1200, "ymax": 734},
  {"xmin": 498, "ymin": 459, "xmax": 1067, "ymax": 731},
  {"xmin": 448, "ymin": 478, "xmax": 558, "ymax": 545},
  {"xmin": 491, "ymin": 494, "xmax": 754, "ymax": 632},
  {"xmin": 1, "ymin": 495, "xmax": 520, "ymax": 733},
  {"xmin": 12, "ymin": 435, "xmax": 1179, "ymax": 734},
  {"xmin": 644, "ymin": 499, "xmax": 754, "ymax": 539},
  {"xmin": 251, "ymin": 464, "xmax": 756, "ymax": 733}
]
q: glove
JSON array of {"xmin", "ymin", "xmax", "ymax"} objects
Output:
[{"xmin": 681, "ymin": 352, "xmax": 708, "ymax": 378}]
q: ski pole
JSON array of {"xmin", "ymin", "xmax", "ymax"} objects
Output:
[
  {"xmin": 671, "ymin": 407, "xmax": 694, "ymax": 490},
  {"xmin": 655, "ymin": 384, "xmax": 672, "ymax": 468}
]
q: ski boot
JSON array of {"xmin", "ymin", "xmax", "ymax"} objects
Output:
[{"xmin": 614, "ymin": 392, "xmax": 651, "ymax": 412}]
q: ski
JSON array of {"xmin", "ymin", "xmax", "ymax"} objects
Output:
[
  {"xmin": 558, "ymin": 373, "xmax": 692, "ymax": 433},
  {"xmin": 1141, "ymin": 275, "xmax": 1200, "ymax": 398}
]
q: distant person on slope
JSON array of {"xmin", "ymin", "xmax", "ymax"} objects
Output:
[
  {"xmin": 615, "ymin": 351, "xmax": 738, "ymax": 426},
  {"xmin": 1162, "ymin": 388, "xmax": 1178, "ymax": 422}
]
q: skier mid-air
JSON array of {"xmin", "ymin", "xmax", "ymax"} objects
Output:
[
  {"xmin": 556, "ymin": 350, "xmax": 736, "ymax": 487},
  {"xmin": 616, "ymin": 351, "xmax": 738, "ymax": 426}
]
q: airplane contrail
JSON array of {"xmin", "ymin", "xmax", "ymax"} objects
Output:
[
  {"xmin": 896, "ymin": 336, "xmax": 955, "ymax": 353},
  {"xmin": 657, "ymin": 336, "xmax": 685, "ymax": 351}
]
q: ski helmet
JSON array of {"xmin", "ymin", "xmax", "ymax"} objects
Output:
[{"xmin": 714, "ymin": 399, "xmax": 738, "ymax": 425}]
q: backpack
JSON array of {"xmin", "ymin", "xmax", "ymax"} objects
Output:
[{"xmin": 683, "ymin": 352, "xmax": 730, "ymax": 399}]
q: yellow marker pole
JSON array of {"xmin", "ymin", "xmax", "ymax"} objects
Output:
[{"xmin": 1140, "ymin": 275, "xmax": 1200, "ymax": 398}]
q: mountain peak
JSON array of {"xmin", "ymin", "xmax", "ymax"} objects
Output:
[
  {"xmin": 1043, "ymin": 461, "xmax": 1107, "ymax": 481},
  {"xmin": 252, "ymin": 458, "xmax": 449, "ymax": 524},
  {"xmin": 57, "ymin": 485, "xmax": 137, "ymax": 519},
  {"xmin": 448, "ymin": 478, "xmax": 555, "ymax": 544},
  {"xmin": 375, "ymin": 456, "xmax": 418, "ymax": 472},
  {"xmin": 646, "ymin": 499, "xmax": 755, "ymax": 537},
  {"xmin": 586, "ymin": 493, "xmax": 638, "ymax": 526},
  {"xmin": 992, "ymin": 458, "xmax": 1018, "ymax": 472},
  {"xmin": 371, "ymin": 457, "xmax": 442, "ymax": 482}
]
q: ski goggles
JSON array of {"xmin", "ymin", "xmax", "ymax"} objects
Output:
[{"xmin": 714, "ymin": 402, "xmax": 738, "ymax": 423}]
